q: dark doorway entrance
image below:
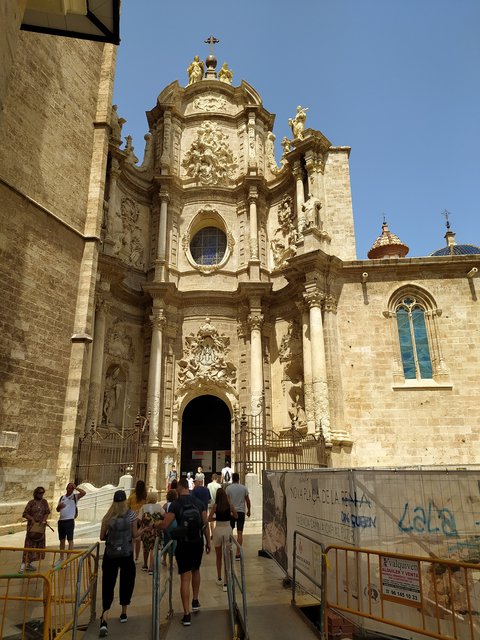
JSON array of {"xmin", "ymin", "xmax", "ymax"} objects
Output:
[{"xmin": 181, "ymin": 395, "xmax": 231, "ymax": 483}]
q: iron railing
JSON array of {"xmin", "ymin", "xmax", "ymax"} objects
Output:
[
  {"xmin": 234, "ymin": 405, "xmax": 327, "ymax": 483},
  {"xmin": 75, "ymin": 415, "xmax": 149, "ymax": 486}
]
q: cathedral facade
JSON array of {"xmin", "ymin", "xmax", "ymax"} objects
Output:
[{"xmin": 1, "ymin": 28, "xmax": 479, "ymax": 528}]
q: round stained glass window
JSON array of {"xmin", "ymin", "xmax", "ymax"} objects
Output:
[{"xmin": 190, "ymin": 227, "xmax": 227, "ymax": 266}]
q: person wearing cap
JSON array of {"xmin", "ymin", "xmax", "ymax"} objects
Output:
[{"xmin": 98, "ymin": 489, "xmax": 139, "ymax": 636}]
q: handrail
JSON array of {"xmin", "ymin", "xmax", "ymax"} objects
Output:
[
  {"xmin": 292, "ymin": 530, "xmax": 325, "ymax": 638},
  {"xmin": 152, "ymin": 537, "xmax": 174, "ymax": 640},
  {"xmin": 224, "ymin": 536, "xmax": 249, "ymax": 640}
]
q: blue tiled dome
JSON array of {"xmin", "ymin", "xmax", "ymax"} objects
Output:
[{"xmin": 430, "ymin": 244, "xmax": 480, "ymax": 256}]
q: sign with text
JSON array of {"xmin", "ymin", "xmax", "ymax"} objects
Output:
[{"xmin": 380, "ymin": 556, "xmax": 421, "ymax": 606}]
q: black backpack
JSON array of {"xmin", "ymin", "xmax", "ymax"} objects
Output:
[
  {"xmin": 224, "ymin": 469, "xmax": 231, "ymax": 482},
  {"xmin": 105, "ymin": 514, "xmax": 132, "ymax": 558},
  {"xmin": 173, "ymin": 498, "xmax": 203, "ymax": 542}
]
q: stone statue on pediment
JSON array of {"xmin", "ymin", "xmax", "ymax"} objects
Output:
[
  {"xmin": 218, "ymin": 62, "xmax": 233, "ymax": 84},
  {"xmin": 187, "ymin": 55, "xmax": 204, "ymax": 85},
  {"xmin": 288, "ymin": 105, "xmax": 308, "ymax": 140}
]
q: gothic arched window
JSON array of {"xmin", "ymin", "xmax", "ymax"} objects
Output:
[
  {"xmin": 395, "ymin": 296, "xmax": 432, "ymax": 379},
  {"xmin": 385, "ymin": 286, "xmax": 450, "ymax": 387}
]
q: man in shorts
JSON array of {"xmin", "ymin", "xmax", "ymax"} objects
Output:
[
  {"xmin": 226, "ymin": 473, "xmax": 251, "ymax": 557},
  {"xmin": 56, "ymin": 482, "xmax": 86, "ymax": 561},
  {"xmin": 157, "ymin": 478, "xmax": 210, "ymax": 627}
]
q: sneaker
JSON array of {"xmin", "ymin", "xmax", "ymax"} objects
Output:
[
  {"xmin": 181, "ymin": 614, "xmax": 191, "ymax": 626},
  {"xmin": 26, "ymin": 564, "xmax": 36, "ymax": 572},
  {"xmin": 191, "ymin": 599, "xmax": 200, "ymax": 612},
  {"xmin": 120, "ymin": 613, "xmax": 127, "ymax": 623},
  {"xmin": 99, "ymin": 619, "xmax": 108, "ymax": 637},
  {"xmin": 19, "ymin": 564, "xmax": 25, "ymax": 574},
  {"xmin": 216, "ymin": 577, "xmax": 223, "ymax": 586},
  {"xmin": 223, "ymin": 583, "xmax": 228, "ymax": 592}
]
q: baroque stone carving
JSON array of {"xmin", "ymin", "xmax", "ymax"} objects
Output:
[
  {"xmin": 110, "ymin": 197, "xmax": 145, "ymax": 269},
  {"xmin": 182, "ymin": 122, "xmax": 237, "ymax": 185},
  {"xmin": 271, "ymin": 195, "xmax": 299, "ymax": 270},
  {"xmin": 299, "ymin": 194, "xmax": 322, "ymax": 233},
  {"xmin": 218, "ymin": 62, "xmax": 233, "ymax": 84},
  {"xmin": 193, "ymin": 95, "xmax": 227, "ymax": 112},
  {"xmin": 177, "ymin": 318, "xmax": 237, "ymax": 392},
  {"xmin": 187, "ymin": 55, "xmax": 204, "ymax": 85},
  {"xmin": 288, "ymin": 105, "xmax": 308, "ymax": 140},
  {"xmin": 110, "ymin": 104, "xmax": 125, "ymax": 146},
  {"xmin": 102, "ymin": 365, "xmax": 125, "ymax": 427},
  {"xmin": 266, "ymin": 132, "xmax": 280, "ymax": 174},
  {"xmin": 106, "ymin": 325, "xmax": 135, "ymax": 361}
]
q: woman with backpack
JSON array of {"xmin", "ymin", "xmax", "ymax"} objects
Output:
[{"xmin": 99, "ymin": 489, "xmax": 139, "ymax": 637}]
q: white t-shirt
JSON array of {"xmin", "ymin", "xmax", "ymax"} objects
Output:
[
  {"xmin": 221, "ymin": 466, "xmax": 233, "ymax": 483},
  {"xmin": 58, "ymin": 493, "xmax": 78, "ymax": 520},
  {"xmin": 207, "ymin": 480, "xmax": 221, "ymax": 504}
]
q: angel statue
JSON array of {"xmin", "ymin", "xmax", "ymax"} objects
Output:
[
  {"xmin": 187, "ymin": 55, "xmax": 204, "ymax": 85},
  {"xmin": 288, "ymin": 105, "xmax": 308, "ymax": 140}
]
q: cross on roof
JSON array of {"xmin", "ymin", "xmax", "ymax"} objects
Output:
[
  {"xmin": 204, "ymin": 35, "xmax": 219, "ymax": 55},
  {"xmin": 442, "ymin": 209, "xmax": 452, "ymax": 230}
]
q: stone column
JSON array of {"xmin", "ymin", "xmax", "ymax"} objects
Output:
[
  {"xmin": 155, "ymin": 188, "xmax": 169, "ymax": 280},
  {"xmin": 248, "ymin": 187, "xmax": 259, "ymax": 261},
  {"xmin": 323, "ymin": 295, "xmax": 350, "ymax": 443},
  {"xmin": 247, "ymin": 111, "xmax": 257, "ymax": 167},
  {"xmin": 303, "ymin": 286, "xmax": 331, "ymax": 443},
  {"xmin": 297, "ymin": 301, "xmax": 315, "ymax": 434},
  {"xmin": 247, "ymin": 306, "xmax": 264, "ymax": 415},
  {"xmin": 89, "ymin": 298, "xmax": 108, "ymax": 427},
  {"xmin": 157, "ymin": 189, "xmax": 169, "ymax": 261},
  {"xmin": 293, "ymin": 160, "xmax": 306, "ymax": 232},
  {"xmin": 147, "ymin": 310, "xmax": 166, "ymax": 490}
]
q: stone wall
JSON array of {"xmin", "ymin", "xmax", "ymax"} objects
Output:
[
  {"xmin": 334, "ymin": 265, "xmax": 480, "ymax": 467},
  {"xmin": 0, "ymin": 30, "xmax": 112, "ymax": 526}
]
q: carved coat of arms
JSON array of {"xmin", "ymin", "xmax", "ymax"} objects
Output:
[{"xmin": 177, "ymin": 318, "xmax": 237, "ymax": 392}]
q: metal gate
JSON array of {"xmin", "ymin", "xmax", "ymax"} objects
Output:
[
  {"xmin": 74, "ymin": 415, "xmax": 149, "ymax": 486},
  {"xmin": 234, "ymin": 404, "xmax": 327, "ymax": 483}
]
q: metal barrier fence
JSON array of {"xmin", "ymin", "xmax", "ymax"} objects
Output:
[
  {"xmin": 151, "ymin": 537, "xmax": 174, "ymax": 640},
  {"xmin": 323, "ymin": 544, "xmax": 480, "ymax": 640},
  {"xmin": 224, "ymin": 536, "xmax": 248, "ymax": 640},
  {"xmin": 0, "ymin": 544, "xmax": 99, "ymax": 640}
]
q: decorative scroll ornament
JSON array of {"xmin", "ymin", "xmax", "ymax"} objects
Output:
[
  {"xmin": 193, "ymin": 95, "xmax": 227, "ymax": 112},
  {"xmin": 177, "ymin": 318, "xmax": 237, "ymax": 392},
  {"xmin": 182, "ymin": 122, "xmax": 237, "ymax": 185},
  {"xmin": 271, "ymin": 195, "xmax": 299, "ymax": 269}
]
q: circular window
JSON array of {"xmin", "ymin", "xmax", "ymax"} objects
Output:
[{"xmin": 190, "ymin": 227, "xmax": 227, "ymax": 266}]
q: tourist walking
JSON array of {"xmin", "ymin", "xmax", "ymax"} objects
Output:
[
  {"xmin": 138, "ymin": 492, "xmax": 164, "ymax": 573},
  {"xmin": 226, "ymin": 473, "xmax": 251, "ymax": 557},
  {"xmin": 20, "ymin": 486, "xmax": 51, "ymax": 573},
  {"xmin": 192, "ymin": 477, "xmax": 210, "ymax": 512},
  {"xmin": 127, "ymin": 480, "xmax": 147, "ymax": 562},
  {"xmin": 207, "ymin": 473, "xmax": 222, "ymax": 538},
  {"xmin": 99, "ymin": 490, "xmax": 138, "ymax": 637},
  {"xmin": 56, "ymin": 482, "xmax": 86, "ymax": 561},
  {"xmin": 208, "ymin": 488, "xmax": 237, "ymax": 590},
  {"xmin": 157, "ymin": 478, "xmax": 210, "ymax": 627}
]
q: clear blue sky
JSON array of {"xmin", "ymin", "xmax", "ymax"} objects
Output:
[{"xmin": 113, "ymin": 0, "xmax": 480, "ymax": 259}]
